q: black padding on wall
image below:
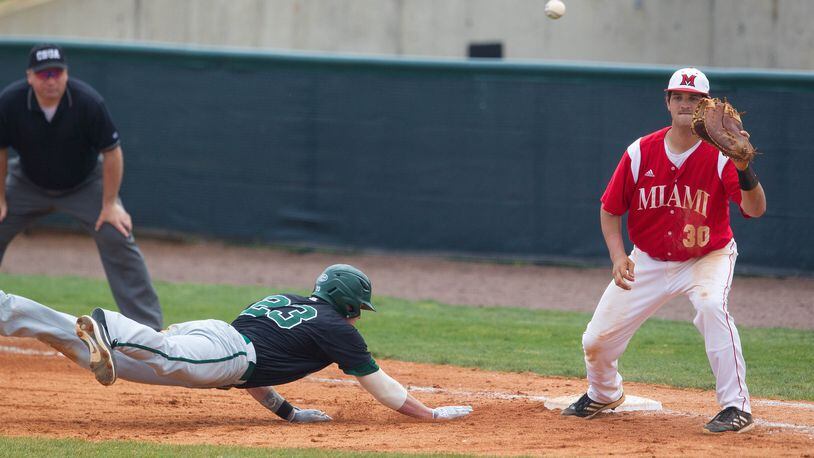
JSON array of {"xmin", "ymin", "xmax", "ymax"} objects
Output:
[{"xmin": 0, "ymin": 41, "xmax": 811, "ymax": 274}]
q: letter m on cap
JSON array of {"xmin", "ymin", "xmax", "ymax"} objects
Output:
[{"xmin": 680, "ymin": 74, "xmax": 697, "ymax": 87}]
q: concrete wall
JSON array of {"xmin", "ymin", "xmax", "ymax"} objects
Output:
[{"xmin": 1, "ymin": 0, "xmax": 813, "ymax": 69}]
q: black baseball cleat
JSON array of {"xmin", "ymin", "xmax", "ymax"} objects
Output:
[
  {"xmin": 76, "ymin": 308, "xmax": 117, "ymax": 386},
  {"xmin": 703, "ymin": 406, "xmax": 755, "ymax": 434},
  {"xmin": 561, "ymin": 392, "xmax": 626, "ymax": 419}
]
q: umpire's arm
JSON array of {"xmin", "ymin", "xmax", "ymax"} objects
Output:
[{"xmin": 95, "ymin": 146, "xmax": 132, "ymax": 237}]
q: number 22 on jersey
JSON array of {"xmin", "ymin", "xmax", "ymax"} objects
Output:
[{"xmin": 240, "ymin": 295, "xmax": 318, "ymax": 329}]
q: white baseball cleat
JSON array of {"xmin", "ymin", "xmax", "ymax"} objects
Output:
[{"xmin": 75, "ymin": 308, "xmax": 117, "ymax": 386}]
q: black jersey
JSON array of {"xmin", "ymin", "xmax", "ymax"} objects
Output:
[{"xmin": 231, "ymin": 294, "xmax": 379, "ymax": 388}]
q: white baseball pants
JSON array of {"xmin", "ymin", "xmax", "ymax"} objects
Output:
[
  {"xmin": 583, "ymin": 240, "xmax": 751, "ymax": 412},
  {"xmin": 0, "ymin": 291, "xmax": 254, "ymax": 388},
  {"xmin": 100, "ymin": 309, "xmax": 256, "ymax": 388}
]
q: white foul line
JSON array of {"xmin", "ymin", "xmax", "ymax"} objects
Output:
[
  {"xmin": 0, "ymin": 345, "xmax": 63, "ymax": 357},
  {"xmin": 307, "ymin": 376, "xmax": 549, "ymax": 402},
  {"xmin": 755, "ymin": 420, "xmax": 814, "ymax": 434},
  {"xmin": 755, "ymin": 399, "xmax": 814, "ymax": 411}
]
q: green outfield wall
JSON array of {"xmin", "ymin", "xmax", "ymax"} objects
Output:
[{"xmin": 0, "ymin": 40, "xmax": 811, "ymax": 274}]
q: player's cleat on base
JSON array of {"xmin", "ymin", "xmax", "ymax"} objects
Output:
[
  {"xmin": 561, "ymin": 392, "xmax": 626, "ymax": 419},
  {"xmin": 703, "ymin": 406, "xmax": 755, "ymax": 434},
  {"xmin": 76, "ymin": 308, "xmax": 117, "ymax": 386}
]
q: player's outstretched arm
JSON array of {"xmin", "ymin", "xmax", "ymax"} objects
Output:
[
  {"xmin": 356, "ymin": 369, "xmax": 472, "ymax": 420},
  {"xmin": 246, "ymin": 386, "xmax": 332, "ymax": 423}
]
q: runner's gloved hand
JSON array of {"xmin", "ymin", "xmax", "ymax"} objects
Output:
[
  {"xmin": 431, "ymin": 405, "xmax": 473, "ymax": 420},
  {"xmin": 288, "ymin": 407, "xmax": 333, "ymax": 423}
]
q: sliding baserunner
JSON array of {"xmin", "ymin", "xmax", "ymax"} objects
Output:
[{"xmin": 1, "ymin": 264, "xmax": 472, "ymax": 423}]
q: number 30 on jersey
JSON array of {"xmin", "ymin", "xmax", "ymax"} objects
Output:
[
  {"xmin": 682, "ymin": 224, "xmax": 710, "ymax": 248},
  {"xmin": 240, "ymin": 295, "xmax": 317, "ymax": 329}
]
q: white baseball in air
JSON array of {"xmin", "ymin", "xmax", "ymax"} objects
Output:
[{"xmin": 544, "ymin": 0, "xmax": 566, "ymax": 19}]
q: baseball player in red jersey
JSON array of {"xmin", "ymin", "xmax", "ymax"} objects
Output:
[{"xmin": 562, "ymin": 68, "xmax": 766, "ymax": 433}]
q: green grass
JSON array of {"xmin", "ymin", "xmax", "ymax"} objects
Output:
[
  {"xmin": 0, "ymin": 436, "xmax": 464, "ymax": 457},
  {"xmin": 0, "ymin": 273, "xmax": 278, "ymax": 323},
  {"xmin": 360, "ymin": 297, "xmax": 814, "ymax": 401},
  {"xmin": 2, "ymin": 272, "xmax": 811, "ymax": 401}
]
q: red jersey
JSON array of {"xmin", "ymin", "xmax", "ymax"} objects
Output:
[{"xmin": 601, "ymin": 127, "xmax": 744, "ymax": 261}]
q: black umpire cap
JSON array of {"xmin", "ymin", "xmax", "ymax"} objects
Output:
[{"xmin": 28, "ymin": 44, "xmax": 68, "ymax": 72}]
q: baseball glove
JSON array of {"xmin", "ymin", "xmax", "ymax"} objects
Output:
[{"xmin": 691, "ymin": 98, "xmax": 756, "ymax": 163}]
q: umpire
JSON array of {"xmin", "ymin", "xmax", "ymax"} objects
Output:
[{"xmin": 0, "ymin": 44, "xmax": 163, "ymax": 330}]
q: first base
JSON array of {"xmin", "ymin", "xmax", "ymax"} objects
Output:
[{"xmin": 545, "ymin": 394, "xmax": 662, "ymax": 412}]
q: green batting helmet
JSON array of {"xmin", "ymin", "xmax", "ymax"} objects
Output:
[{"xmin": 312, "ymin": 264, "xmax": 376, "ymax": 318}]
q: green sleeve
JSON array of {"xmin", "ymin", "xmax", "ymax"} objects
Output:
[{"xmin": 343, "ymin": 357, "xmax": 379, "ymax": 376}]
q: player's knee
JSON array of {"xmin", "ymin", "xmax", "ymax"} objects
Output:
[
  {"xmin": 93, "ymin": 224, "xmax": 132, "ymax": 248},
  {"xmin": 0, "ymin": 291, "xmax": 18, "ymax": 321},
  {"xmin": 694, "ymin": 297, "xmax": 724, "ymax": 317},
  {"xmin": 582, "ymin": 332, "xmax": 603, "ymax": 357},
  {"xmin": 153, "ymin": 366, "xmax": 171, "ymax": 376}
]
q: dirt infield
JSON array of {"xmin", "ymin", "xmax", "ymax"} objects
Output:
[
  {"xmin": 1, "ymin": 230, "xmax": 814, "ymax": 455},
  {"xmin": 1, "ymin": 337, "xmax": 813, "ymax": 456}
]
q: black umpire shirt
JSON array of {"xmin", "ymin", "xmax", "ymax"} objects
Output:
[
  {"xmin": 231, "ymin": 294, "xmax": 380, "ymax": 388},
  {"xmin": 0, "ymin": 78, "xmax": 120, "ymax": 190}
]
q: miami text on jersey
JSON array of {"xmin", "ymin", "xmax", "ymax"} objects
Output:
[{"xmin": 637, "ymin": 184, "xmax": 710, "ymax": 217}]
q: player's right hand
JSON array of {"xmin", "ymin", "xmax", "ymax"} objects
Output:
[
  {"xmin": 0, "ymin": 195, "xmax": 6, "ymax": 222},
  {"xmin": 611, "ymin": 256, "xmax": 635, "ymax": 290},
  {"xmin": 289, "ymin": 407, "xmax": 333, "ymax": 423},
  {"xmin": 431, "ymin": 405, "xmax": 473, "ymax": 420}
]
